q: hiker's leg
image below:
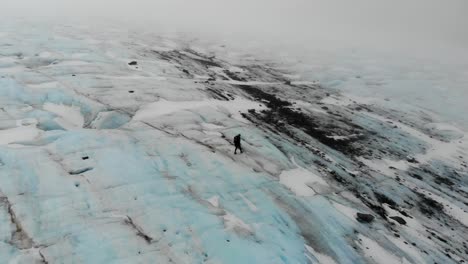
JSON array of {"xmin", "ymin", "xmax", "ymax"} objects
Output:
[{"xmin": 234, "ymin": 147, "xmax": 238, "ymax": 154}]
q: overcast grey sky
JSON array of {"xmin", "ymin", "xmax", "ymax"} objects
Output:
[{"xmin": 2, "ymin": 0, "xmax": 467, "ymax": 61}]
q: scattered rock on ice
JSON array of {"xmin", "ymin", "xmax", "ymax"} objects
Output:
[
  {"xmin": 356, "ymin": 213, "xmax": 375, "ymax": 223},
  {"xmin": 389, "ymin": 216, "xmax": 407, "ymax": 225}
]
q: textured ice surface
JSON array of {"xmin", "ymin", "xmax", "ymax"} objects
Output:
[{"xmin": 0, "ymin": 21, "xmax": 467, "ymax": 263}]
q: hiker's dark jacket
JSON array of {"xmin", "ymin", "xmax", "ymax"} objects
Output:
[{"xmin": 234, "ymin": 135, "xmax": 241, "ymax": 147}]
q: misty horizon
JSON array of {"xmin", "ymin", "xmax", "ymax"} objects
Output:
[{"xmin": 1, "ymin": 0, "xmax": 467, "ymax": 62}]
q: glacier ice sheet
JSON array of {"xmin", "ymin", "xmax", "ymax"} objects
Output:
[{"xmin": 0, "ymin": 21, "xmax": 467, "ymax": 263}]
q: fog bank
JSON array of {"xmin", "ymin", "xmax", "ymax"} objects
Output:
[{"xmin": 1, "ymin": 0, "xmax": 467, "ymax": 62}]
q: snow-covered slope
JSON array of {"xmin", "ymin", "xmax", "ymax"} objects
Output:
[{"xmin": 0, "ymin": 22, "xmax": 467, "ymax": 263}]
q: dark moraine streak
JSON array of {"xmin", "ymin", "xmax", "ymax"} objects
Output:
[{"xmin": 236, "ymin": 84, "xmax": 366, "ymax": 155}]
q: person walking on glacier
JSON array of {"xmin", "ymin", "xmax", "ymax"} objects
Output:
[{"xmin": 234, "ymin": 134, "xmax": 243, "ymax": 154}]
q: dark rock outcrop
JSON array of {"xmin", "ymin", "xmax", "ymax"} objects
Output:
[
  {"xmin": 389, "ymin": 216, "xmax": 407, "ymax": 225},
  {"xmin": 356, "ymin": 213, "xmax": 375, "ymax": 223}
]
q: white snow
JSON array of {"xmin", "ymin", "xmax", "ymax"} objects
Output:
[
  {"xmin": 384, "ymin": 234, "xmax": 426, "ymax": 264},
  {"xmin": 357, "ymin": 157, "xmax": 410, "ymax": 178},
  {"xmin": 290, "ymin": 81, "xmax": 317, "ymax": 85},
  {"xmin": 218, "ymin": 80, "xmax": 281, "ymax": 86},
  {"xmin": 193, "ymin": 74, "xmax": 211, "ymax": 79},
  {"xmin": 228, "ymin": 66, "xmax": 245, "ymax": 73},
  {"xmin": 0, "ymin": 66, "xmax": 25, "ymax": 74},
  {"xmin": 203, "ymin": 130, "xmax": 222, "ymax": 136},
  {"xmin": 15, "ymin": 118, "xmax": 38, "ymax": 127},
  {"xmin": 200, "ymin": 122, "xmax": 225, "ymax": 130},
  {"xmin": 282, "ymin": 74, "xmax": 301, "ymax": 80},
  {"xmin": 0, "ymin": 124, "xmax": 41, "ymax": 145},
  {"xmin": 27, "ymin": 81, "xmax": 59, "ymax": 89},
  {"xmin": 384, "ymin": 199, "xmax": 438, "ymax": 243},
  {"xmin": 38, "ymin": 51, "xmax": 55, "ymax": 58},
  {"xmin": 237, "ymin": 193, "xmax": 258, "ymax": 212},
  {"xmin": 207, "ymin": 196, "xmax": 220, "ymax": 208},
  {"xmin": 357, "ymin": 235, "xmax": 406, "ymax": 264},
  {"xmin": 279, "ymin": 159, "xmax": 328, "ymax": 197},
  {"xmin": 426, "ymin": 122, "xmax": 464, "ymax": 134},
  {"xmin": 366, "ymin": 113, "xmax": 435, "ymax": 144},
  {"xmin": 416, "ymin": 189, "xmax": 468, "ymax": 227},
  {"xmin": 43, "ymin": 103, "xmax": 84, "ymax": 129},
  {"xmin": 366, "ymin": 112, "xmax": 468, "ymax": 166},
  {"xmin": 331, "ymin": 201, "xmax": 359, "ymax": 222},
  {"xmin": 208, "ymin": 66, "xmax": 231, "ymax": 80},
  {"xmin": 223, "ymin": 212, "xmax": 253, "ymax": 233},
  {"xmin": 305, "ymin": 245, "xmax": 337, "ymax": 264},
  {"xmin": 133, "ymin": 98, "xmax": 266, "ymax": 121},
  {"xmin": 321, "ymin": 96, "xmax": 354, "ymax": 106},
  {"xmin": 326, "ymin": 134, "xmax": 361, "ymax": 141},
  {"xmin": 54, "ymin": 60, "xmax": 91, "ymax": 66},
  {"xmin": 293, "ymin": 100, "xmax": 329, "ymax": 114}
]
